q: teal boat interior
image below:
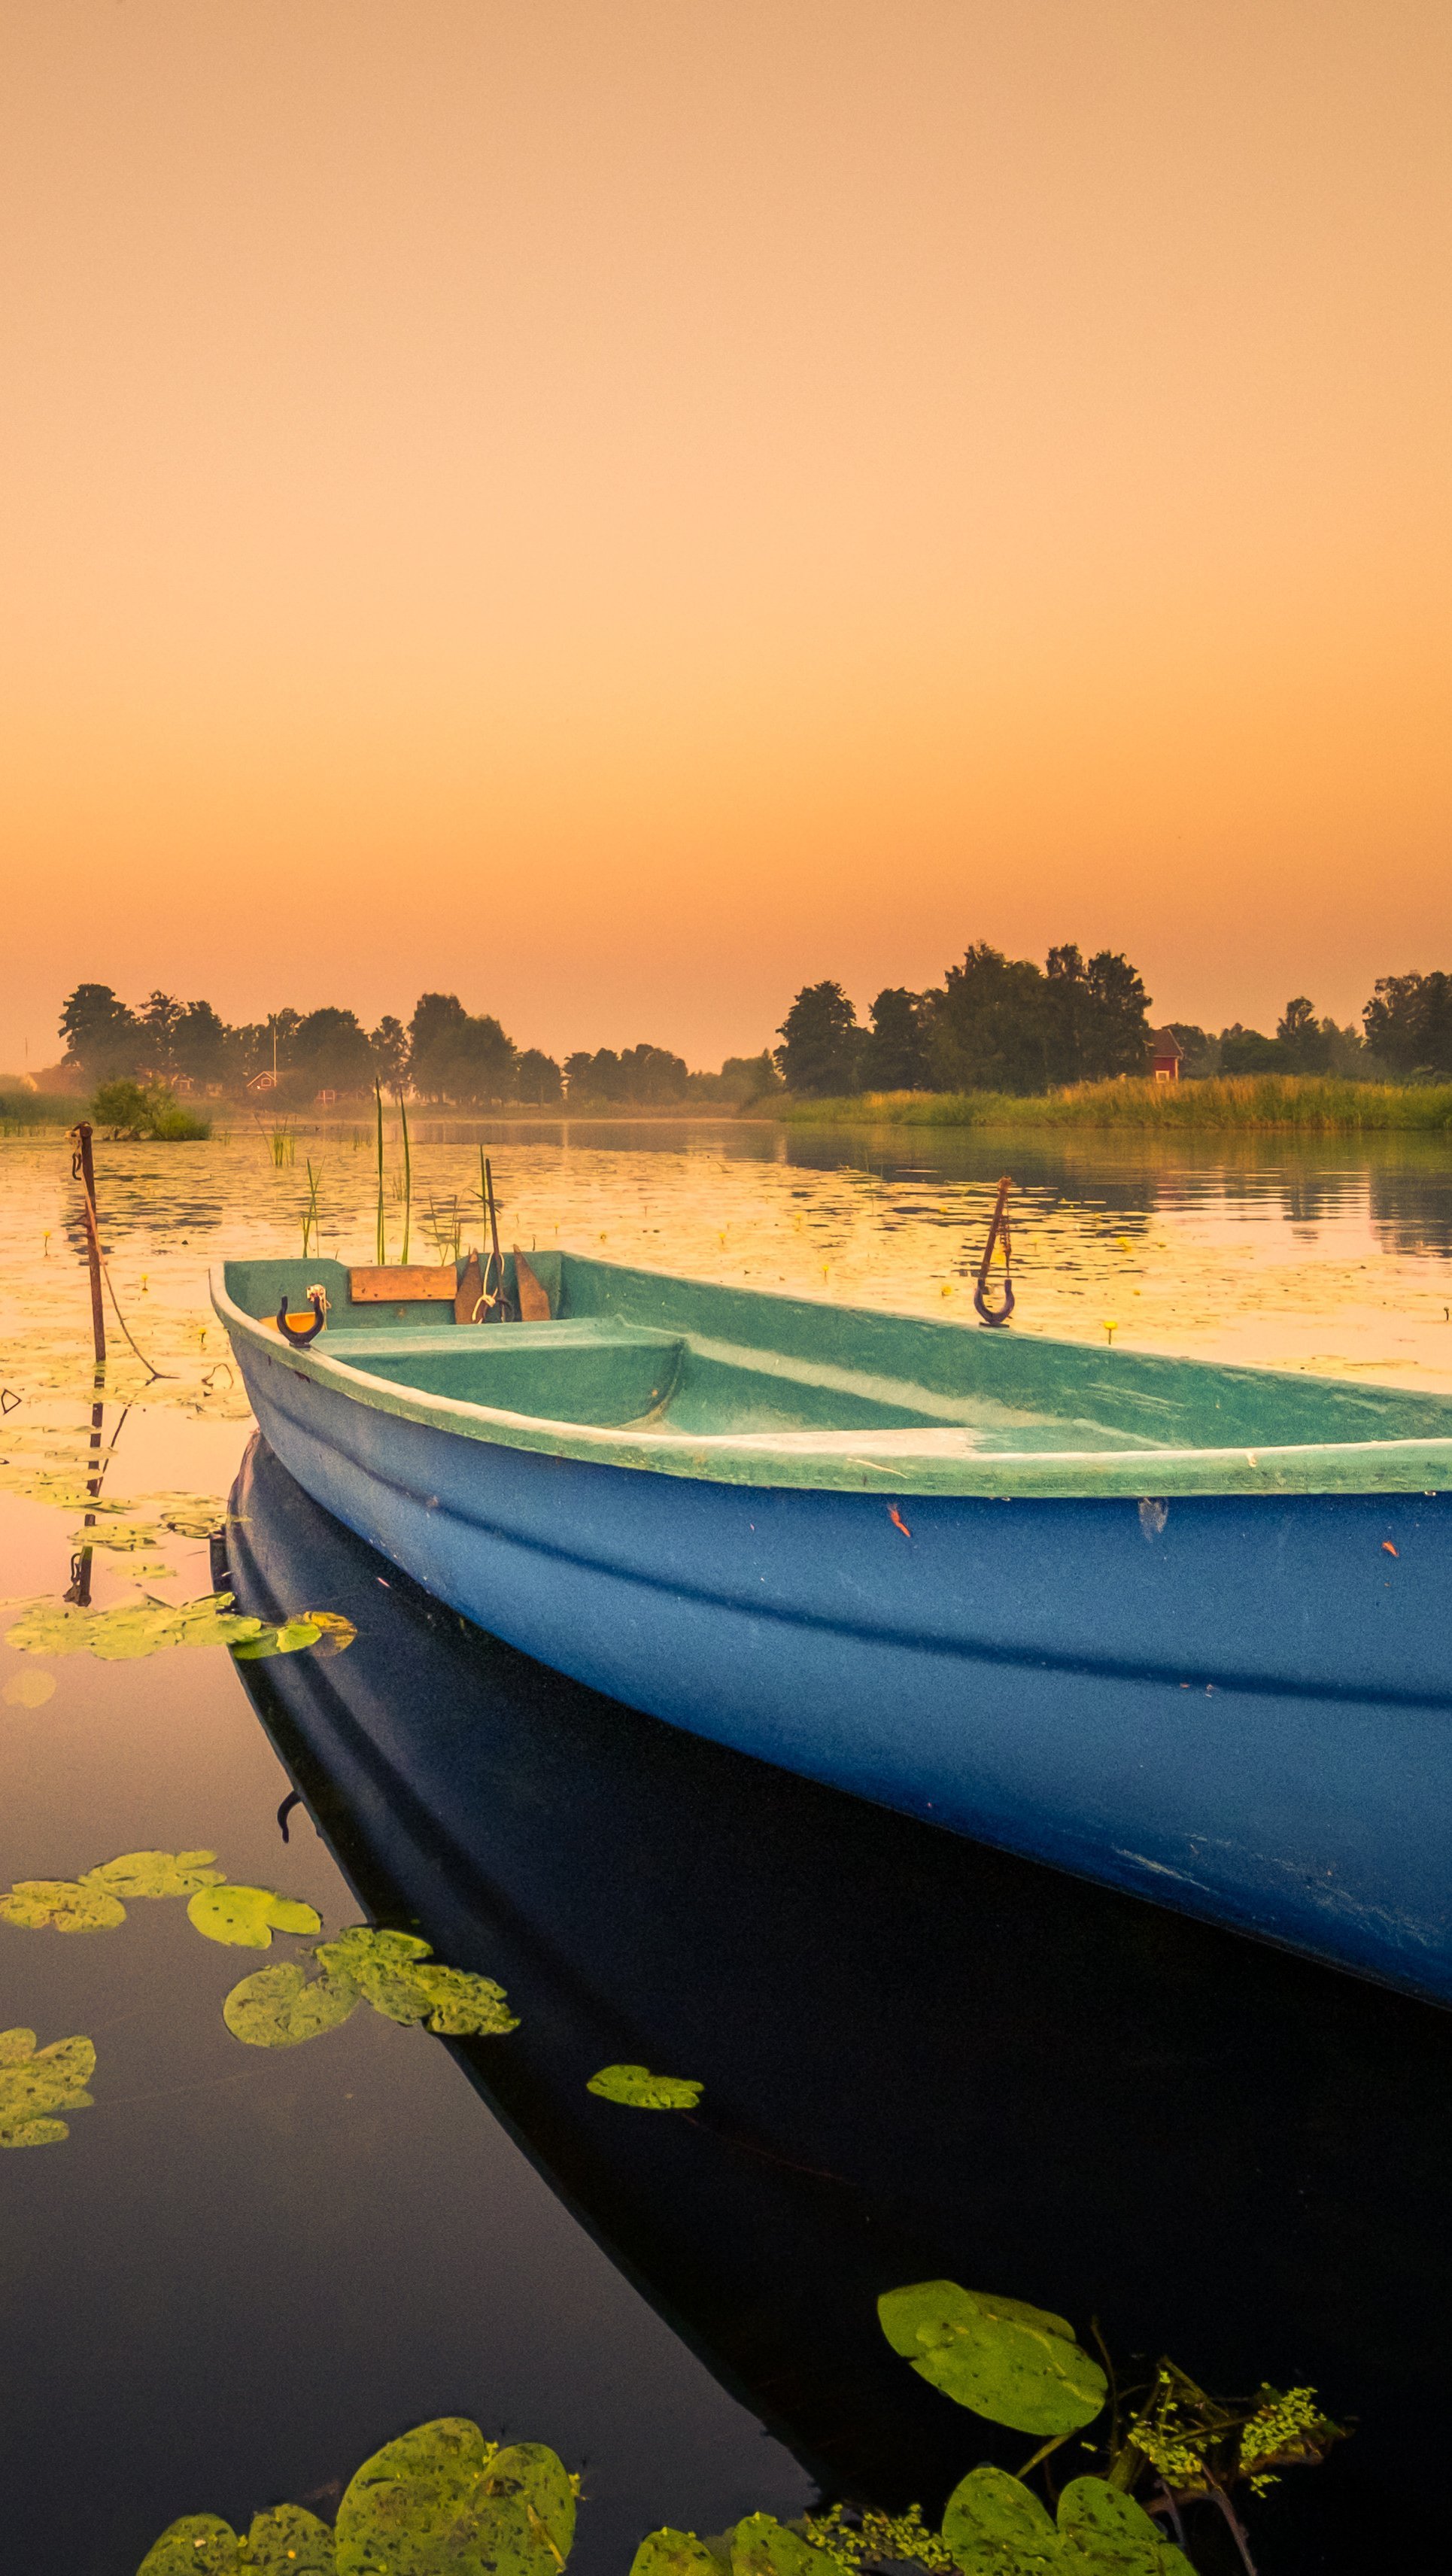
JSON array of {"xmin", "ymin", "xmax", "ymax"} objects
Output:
[{"xmin": 217, "ymin": 1252, "xmax": 1452, "ymax": 1494}]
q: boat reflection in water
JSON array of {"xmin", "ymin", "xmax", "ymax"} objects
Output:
[{"xmin": 228, "ymin": 1434, "xmax": 1452, "ymax": 2575}]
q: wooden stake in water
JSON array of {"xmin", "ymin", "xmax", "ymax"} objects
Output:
[{"xmin": 70, "ymin": 1122, "xmax": 106, "ymax": 1367}]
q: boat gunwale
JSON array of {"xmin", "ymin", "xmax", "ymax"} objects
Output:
[{"xmin": 211, "ymin": 1263, "xmax": 1452, "ymax": 1500}]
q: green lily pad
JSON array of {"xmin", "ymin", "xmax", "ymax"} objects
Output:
[
  {"xmin": 5, "ymin": 1591, "xmax": 265, "ymax": 1663},
  {"xmin": 878, "ymin": 2283, "xmax": 1107, "ymax": 2438},
  {"xmin": 0, "ymin": 1877, "xmax": 128, "ymax": 1932},
  {"xmin": 0, "ymin": 2028, "xmax": 96, "ymax": 2147},
  {"xmin": 410, "ymin": 1962, "xmax": 520, "ymax": 2038},
  {"xmin": 314, "ymin": 1925, "xmax": 437, "ymax": 2023},
  {"xmin": 304, "ymin": 1610, "xmax": 358, "ymax": 1658},
  {"xmin": 70, "ymin": 1522, "xmax": 165, "ymax": 1551},
  {"xmin": 731, "ymin": 2516, "xmax": 846, "ymax": 2576},
  {"xmin": 586, "ymin": 2064, "xmax": 703, "ymax": 2111},
  {"xmin": 244, "ymin": 2502, "xmax": 338, "ymax": 2571},
  {"xmin": 187, "ymin": 1885, "xmax": 322, "ymax": 1949},
  {"xmin": 223, "ymin": 1961, "xmax": 360, "ymax": 2048},
  {"xmin": 231, "ymin": 1618, "xmax": 324, "ymax": 1662},
  {"xmin": 942, "ymin": 2468, "xmax": 1064, "ymax": 2572},
  {"xmin": 334, "ymin": 2417, "xmax": 575, "ymax": 2576},
  {"xmin": 630, "ymin": 2533, "xmax": 724, "ymax": 2576},
  {"xmin": 1056, "ymin": 2481, "xmax": 1192, "ymax": 2574},
  {"xmin": 82, "ymin": 1849, "xmax": 223, "ymax": 1900},
  {"xmin": 136, "ymin": 2514, "xmax": 241, "ymax": 2574},
  {"xmin": 3, "ymin": 1668, "xmax": 56, "ymax": 1707}
]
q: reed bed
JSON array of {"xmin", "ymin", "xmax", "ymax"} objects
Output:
[{"xmin": 775, "ymin": 1075, "xmax": 1452, "ymax": 1132}]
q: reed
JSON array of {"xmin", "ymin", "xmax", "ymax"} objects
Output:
[
  {"xmin": 396, "ymin": 1092, "xmax": 412, "ymax": 1263},
  {"xmin": 262, "ymin": 1123, "xmax": 296, "ymax": 1167},
  {"xmin": 373, "ymin": 1082, "xmax": 386, "ymax": 1263},
  {"xmin": 0, "ymin": 1087, "xmax": 89, "ymax": 1130},
  {"xmin": 775, "ymin": 1074, "xmax": 1452, "ymax": 1134},
  {"xmin": 300, "ymin": 1159, "xmax": 323, "ymax": 1258}
]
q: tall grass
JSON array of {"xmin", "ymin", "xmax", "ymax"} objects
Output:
[
  {"xmin": 0, "ymin": 1087, "xmax": 87, "ymax": 1130},
  {"xmin": 775, "ymin": 1075, "xmax": 1452, "ymax": 1133}
]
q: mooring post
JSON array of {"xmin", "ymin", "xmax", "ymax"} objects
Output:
[{"xmin": 71, "ymin": 1121, "xmax": 107, "ymax": 1368}]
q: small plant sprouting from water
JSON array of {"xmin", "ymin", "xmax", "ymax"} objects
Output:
[
  {"xmin": 373, "ymin": 1079, "xmax": 387, "ymax": 1262},
  {"xmin": 263, "ymin": 1122, "xmax": 296, "ymax": 1168},
  {"xmin": 300, "ymin": 1159, "xmax": 323, "ymax": 1258},
  {"xmin": 424, "ymin": 1195, "xmax": 464, "ymax": 1265},
  {"xmin": 397, "ymin": 1091, "xmax": 412, "ymax": 1263}
]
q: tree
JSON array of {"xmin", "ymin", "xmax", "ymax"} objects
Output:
[
  {"xmin": 369, "ymin": 1016, "xmax": 409, "ymax": 1088},
  {"xmin": 1219, "ymin": 1025, "xmax": 1283, "ymax": 1074},
  {"xmin": 515, "ymin": 1047, "xmax": 563, "ymax": 1106},
  {"xmin": 774, "ymin": 982, "xmax": 863, "ymax": 1095},
  {"xmin": 1043, "ymin": 947, "xmax": 1152, "ymax": 1084},
  {"xmin": 172, "ymin": 1000, "xmax": 229, "ymax": 1089},
  {"xmin": 407, "ymin": 993, "xmax": 515, "ymax": 1104},
  {"xmin": 408, "ymin": 993, "xmax": 470, "ymax": 1098},
  {"xmin": 718, "ymin": 1051, "xmax": 782, "ymax": 1104},
  {"xmin": 930, "ymin": 946, "xmax": 1048, "ymax": 1095},
  {"xmin": 863, "ymin": 989, "xmax": 932, "ymax": 1091},
  {"xmin": 140, "ymin": 992, "xmax": 184, "ymax": 1077},
  {"xmin": 290, "ymin": 1007, "xmax": 374, "ymax": 1095},
  {"xmin": 1362, "ymin": 972, "xmax": 1452, "ymax": 1077},
  {"xmin": 59, "ymin": 984, "xmax": 141, "ymax": 1083},
  {"xmin": 1167, "ymin": 1022, "xmax": 1218, "ymax": 1079},
  {"xmin": 616, "ymin": 1044, "xmax": 689, "ymax": 1105}
]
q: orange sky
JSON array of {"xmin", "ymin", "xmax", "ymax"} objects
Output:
[{"xmin": 3, "ymin": 0, "xmax": 1449, "ymax": 1073}]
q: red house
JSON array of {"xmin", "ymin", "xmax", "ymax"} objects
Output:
[{"xmin": 1147, "ymin": 1028, "xmax": 1183, "ymax": 1082}]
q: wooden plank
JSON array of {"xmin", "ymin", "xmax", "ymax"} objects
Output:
[
  {"xmin": 454, "ymin": 1251, "xmax": 484, "ymax": 1323},
  {"xmin": 513, "ymin": 1250, "xmax": 551, "ymax": 1322},
  {"xmin": 348, "ymin": 1266, "xmax": 457, "ymax": 1303}
]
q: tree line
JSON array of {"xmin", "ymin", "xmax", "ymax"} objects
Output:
[
  {"xmin": 773, "ymin": 949, "xmax": 1452, "ymax": 1095},
  {"xmin": 53, "ymin": 984, "xmax": 777, "ymax": 1110}
]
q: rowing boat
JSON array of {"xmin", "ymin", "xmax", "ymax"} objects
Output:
[{"xmin": 213, "ymin": 1248, "xmax": 1452, "ymax": 2000}]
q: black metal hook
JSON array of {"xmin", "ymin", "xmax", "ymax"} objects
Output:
[
  {"xmin": 276, "ymin": 1286, "xmax": 328, "ymax": 1347},
  {"xmin": 973, "ymin": 1175, "xmax": 1016, "ymax": 1328}
]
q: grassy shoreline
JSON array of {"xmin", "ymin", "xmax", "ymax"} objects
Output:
[{"xmin": 774, "ymin": 1075, "xmax": 1452, "ymax": 1132}]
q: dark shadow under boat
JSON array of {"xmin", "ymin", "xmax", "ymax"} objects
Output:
[{"xmin": 226, "ymin": 1432, "xmax": 1452, "ymax": 2575}]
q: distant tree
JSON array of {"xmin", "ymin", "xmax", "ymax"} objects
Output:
[
  {"xmin": 718, "ymin": 1050, "xmax": 782, "ymax": 1104},
  {"xmin": 616, "ymin": 1044, "xmax": 689, "ymax": 1105},
  {"xmin": 930, "ymin": 946, "xmax": 1048, "ymax": 1095},
  {"xmin": 775, "ymin": 982, "xmax": 862, "ymax": 1095},
  {"xmin": 1362, "ymin": 972, "xmax": 1452, "ymax": 1077},
  {"xmin": 515, "ymin": 1047, "xmax": 563, "ymax": 1106},
  {"xmin": 863, "ymin": 989, "xmax": 932, "ymax": 1091},
  {"xmin": 563, "ymin": 1050, "xmax": 605, "ymax": 1102},
  {"xmin": 290, "ymin": 1007, "xmax": 374, "ymax": 1095},
  {"xmin": 171, "ymin": 1000, "xmax": 229, "ymax": 1089},
  {"xmin": 369, "ymin": 1016, "xmax": 409, "ymax": 1088},
  {"xmin": 1274, "ymin": 996, "xmax": 1330, "ymax": 1073},
  {"xmin": 140, "ymin": 991, "xmax": 184, "ymax": 1077},
  {"xmin": 1219, "ymin": 1025, "xmax": 1283, "ymax": 1075},
  {"xmin": 59, "ymin": 984, "xmax": 141, "ymax": 1083},
  {"xmin": 407, "ymin": 993, "xmax": 515, "ymax": 1104},
  {"xmin": 1042, "ymin": 946, "xmax": 1152, "ymax": 1084}
]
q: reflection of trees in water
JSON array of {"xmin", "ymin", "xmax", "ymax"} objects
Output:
[{"xmin": 1368, "ymin": 1166, "xmax": 1452, "ymax": 1258}]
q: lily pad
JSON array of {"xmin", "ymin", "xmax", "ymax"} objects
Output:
[
  {"xmin": 69, "ymin": 1522, "xmax": 166, "ymax": 1551},
  {"xmin": 223, "ymin": 1961, "xmax": 360, "ymax": 2048},
  {"xmin": 0, "ymin": 2028, "xmax": 96, "ymax": 2147},
  {"xmin": 410, "ymin": 1962, "xmax": 520, "ymax": 2038},
  {"xmin": 136, "ymin": 2514, "xmax": 241, "ymax": 2574},
  {"xmin": 187, "ymin": 1885, "xmax": 322, "ymax": 1949},
  {"xmin": 245, "ymin": 2503, "xmax": 338, "ymax": 2571},
  {"xmin": 0, "ymin": 1877, "xmax": 128, "ymax": 1932},
  {"xmin": 3, "ymin": 1668, "xmax": 56, "ymax": 1707},
  {"xmin": 304, "ymin": 1610, "xmax": 358, "ymax": 1657},
  {"xmin": 231, "ymin": 1618, "xmax": 324, "ymax": 1662},
  {"xmin": 315, "ymin": 1925, "xmax": 437, "ymax": 2022},
  {"xmin": 631, "ymin": 2534, "xmax": 724, "ymax": 2576},
  {"xmin": 586, "ymin": 2064, "xmax": 703, "ymax": 2111},
  {"xmin": 1056, "ymin": 2482, "xmax": 1192, "ymax": 2574},
  {"xmin": 334, "ymin": 2417, "xmax": 575, "ymax": 2576},
  {"xmin": 878, "ymin": 2283, "xmax": 1107, "ymax": 2438},
  {"xmin": 83, "ymin": 1849, "xmax": 223, "ymax": 1900},
  {"xmin": 5, "ymin": 1591, "xmax": 265, "ymax": 1663},
  {"xmin": 942, "ymin": 2468, "xmax": 1064, "ymax": 2572},
  {"xmin": 731, "ymin": 2517, "xmax": 846, "ymax": 2576}
]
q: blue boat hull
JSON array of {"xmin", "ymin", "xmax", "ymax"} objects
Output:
[{"xmin": 234, "ymin": 1335, "xmax": 1452, "ymax": 2004}]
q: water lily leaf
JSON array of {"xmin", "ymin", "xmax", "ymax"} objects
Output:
[
  {"xmin": 315, "ymin": 1925, "xmax": 436, "ymax": 2023},
  {"xmin": 136, "ymin": 2514, "xmax": 241, "ymax": 2574},
  {"xmin": 187, "ymin": 1885, "xmax": 322, "ymax": 1949},
  {"xmin": 0, "ymin": 1876, "xmax": 128, "ymax": 1932},
  {"xmin": 586, "ymin": 2064, "xmax": 703, "ymax": 2110},
  {"xmin": 70, "ymin": 1521, "xmax": 165, "ymax": 1551},
  {"xmin": 5, "ymin": 1592, "xmax": 266, "ymax": 1663},
  {"xmin": 941, "ymin": 2468, "xmax": 1063, "ymax": 2572},
  {"xmin": 223, "ymin": 1961, "xmax": 360, "ymax": 2048},
  {"xmin": 0, "ymin": 2028, "xmax": 96, "ymax": 2146},
  {"xmin": 3, "ymin": 1668, "xmax": 56, "ymax": 1707},
  {"xmin": 303, "ymin": 1610, "xmax": 357, "ymax": 1657},
  {"xmin": 410, "ymin": 1963, "xmax": 519, "ymax": 2038},
  {"xmin": 878, "ymin": 2283, "xmax": 1107, "ymax": 2438},
  {"xmin": 83, "ymin": 1849, "xmax": 223, "ymax": 1900},
  {"xmin": 231, "ymin": 1619, "xmax": 324, "ymax": 1662},
  {"xmin": 1056, "ymin": 2481, "xmax": 1189, "ymax": 2574},
  {"xmin": 630, "ymin": 2532, "xmax": 723, "ymax": 2576},
  {"xmin": 731, "ymin": 2515, "xmax": 846, "ymax": 2576},
  {"xmin": 244, "ymin": 2502, "xmax": 338, "ymax": 2571},
  {"xmin": 335, "ymin": 2418, "xmax": 574, "ymax": 2576}
]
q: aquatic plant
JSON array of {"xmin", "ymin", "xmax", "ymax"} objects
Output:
[
  {"xmin": 83, "ymin": 1850, "xmax": 223, "ymax": 1899},
  {"xmin": 775, "ymin": 1075, "xmax": 1452, "ymax": 1135},
  {"xmin": 586, "ymin": 2063, "xmax": 703, "ymax": 2110},
  {"xmin": 877, "ymin": 2283, "xmax": 1106, "ymax": 2437},
  {"xmin": 187, "ymin": 1884, "xmax": 322, "ymax": 1949},
  {"xmin": 313, "ymin": 1925, "xmax": 518, "ymax": 2037},
  {"xmin": 222, "ymin": 1960, "xmax": 360, "ymax": 2047},
  {"xmin": 90, "ymin": 1080, "xmax": 211, "ymax": 1142},
  {"xmin": 0, "ymin": 1877, "xmax": 128, "ymax": 1932},
  {"xmin": 301, "ymin": 1158, "xmax": 324, "ymax": 1258},
  {"xmin": 2, "ymin": 1589, "xmax": 352, "ymax": 1667},
  {"xmin": 0, "ymin": 2027, "xmax": 96, "ymax": 2148}
]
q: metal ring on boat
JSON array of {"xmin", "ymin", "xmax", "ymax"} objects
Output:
[{"xmin": 276, "ymin": 1288, "xmax": 328, "ymax": 1346}]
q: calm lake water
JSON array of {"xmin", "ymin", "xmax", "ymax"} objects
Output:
[{"xmin": 2, "ymin": 1119, "xmax": 1451, "ymax": 2574}]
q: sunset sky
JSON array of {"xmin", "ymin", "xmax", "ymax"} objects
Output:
[{"xmin": 3, "ymin": 0, "xmax": 1449, "ymax": 1073}]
